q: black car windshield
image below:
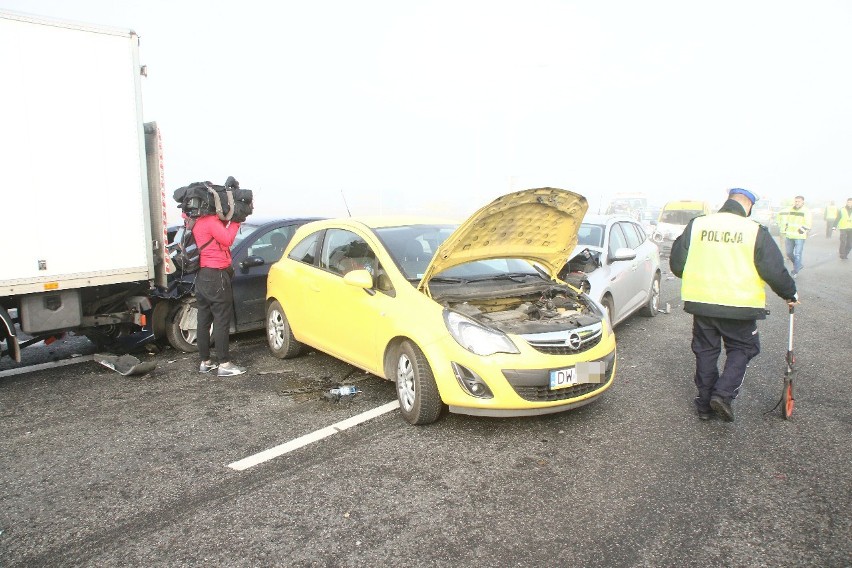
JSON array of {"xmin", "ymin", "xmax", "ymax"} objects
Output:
[
  {"xmin": 374, "ymin": 224, "xmax": 543, "ymax": 282},
  {"xmin": 232, "ymin": 223, "xmax": 259, "ymax": 249}
]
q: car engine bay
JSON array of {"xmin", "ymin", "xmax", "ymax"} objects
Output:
[{"xmin": 434, "ymin": 283, "xmax": 603, "ymax": 335}]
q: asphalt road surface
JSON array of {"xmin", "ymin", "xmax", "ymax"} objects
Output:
[{"xmin": 1, "ymin": 236, "xmax": 849, "ymax": 567}]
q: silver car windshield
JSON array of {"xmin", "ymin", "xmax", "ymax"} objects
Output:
[{"xmin": 578, "ymin": 224, "xmax": 605, "ymax": 248}]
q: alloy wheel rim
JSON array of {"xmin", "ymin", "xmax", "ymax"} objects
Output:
[
  {"xmin": 183, "ymin": 328, "xmax": 197, "ymax": 344},
  {"xmin": 651, "ymin": 279, "xmax": 660, "ymax": 311},
  {"xmin": 397, "ymin": 353, "xmax": 416, "ymax": 411},
  {"xmin": 269, "ymin": 310, "xmax": 285, "ymax": 349}
]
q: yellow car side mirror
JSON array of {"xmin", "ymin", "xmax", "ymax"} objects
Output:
[{"xmin": 343, "ymin": 269, "xmax": 373, "ymax": 290}]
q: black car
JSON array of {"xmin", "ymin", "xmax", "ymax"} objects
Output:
[{"xmin": 153, "ymin": 216, "xmax": 321, "ymax": 352}]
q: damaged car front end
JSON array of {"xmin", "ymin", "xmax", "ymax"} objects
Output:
[{"xmin": 266, "ymin": 187, "xmax": 617, "ymax": 424}]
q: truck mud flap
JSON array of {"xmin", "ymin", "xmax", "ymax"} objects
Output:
[{"xmin": 0, "ymin": 306, "xmax": 21, "ymax": 363}]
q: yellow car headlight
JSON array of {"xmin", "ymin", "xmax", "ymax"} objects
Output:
[{"xmin": 443, "ymin": 310, "xmax": 520, "ymax": 356}]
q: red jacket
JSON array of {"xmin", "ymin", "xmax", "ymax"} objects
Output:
[{"xmin": 192, "ymin": 215, "xmax": 240, "ymax": 269}]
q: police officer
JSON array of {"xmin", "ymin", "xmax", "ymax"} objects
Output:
[
  {"xmin": 837, "ymin": 198, "xmax": 852, "ymax": 259},
  {"xmin": 670, "ymin": 188, "xmax": 798, "ymax": 422}
]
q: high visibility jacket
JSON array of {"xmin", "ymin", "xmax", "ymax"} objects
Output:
[
  {"xmin": 682, "ymin": 213, "xmax": 765, "ymax": 309},
  {"xmin": 824, "ymin": 205, "xmax": 838, "ymax": 220},
  {"xmin": 839, "ymin": 207, "xmax": 852, "ymax": 230},
  {"xmin": 780, "ymin": 206, "xmax": 812, "ymax": 239}
]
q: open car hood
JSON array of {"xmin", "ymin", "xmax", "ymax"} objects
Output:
[{"xmin": 418, "ymin": 187, "xmax": 588, "ymax": 291}]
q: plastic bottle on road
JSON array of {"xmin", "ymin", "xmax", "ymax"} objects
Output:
[{"xmin": 325, "ymin": 385, "xmax": 360, "ymax": 400}]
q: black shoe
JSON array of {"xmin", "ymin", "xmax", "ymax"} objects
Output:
[
  {"xmin": 697, "ymin": 409, "xmax": 713, "ymax": 421},
  {"xmin": 710, "ymin": 396, "xmax": 735, "ymax": 422}
]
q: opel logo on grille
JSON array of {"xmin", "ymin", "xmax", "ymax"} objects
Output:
[{"xmin": 566, "ymin": 332, "xmax": 582, "ymax": 350}]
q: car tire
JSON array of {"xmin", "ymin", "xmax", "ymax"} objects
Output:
[
  {"xmin": 266, "ymin": 300, "xmax": 303, "ymax": 359},
  {"xmin": 640, "ymin": 273, "xmax": 661, "ymax": 317},
  {"xmin": 395, "ymin": 340, "xmax": 443, "ymax": 425},
  {"xmin": 601, "ymin": 295, "xmax": 615, "ymax": 329},
  {"xmin": 166, "ymin": 300, "xmax": 200, "ymax": 353}
]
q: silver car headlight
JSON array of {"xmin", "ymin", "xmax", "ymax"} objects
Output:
[
  {"xmin": 583, "ymin": 294, "xmax": 606, "ymax": 319},
  {"xmin": 443, "ymin": 310, "xmax": 520, "ymax": 356}
]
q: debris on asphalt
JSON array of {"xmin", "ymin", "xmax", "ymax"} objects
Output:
[
  {"xmin": 324, "ymin": 385, "xmax": 361, "ymax": 402},
  {"xmin": 658, "ymin": 302, "xmax": 671, "ymax": 314},
  {"xmin": 93, "ymin": 353, "xmax": 156, "ymax": 376}
]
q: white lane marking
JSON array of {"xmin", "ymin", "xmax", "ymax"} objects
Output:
[
  {"xmin": 227, "ymin": 400, "xmax": 401, "ymax": 471},
  {"xmin": 0, "ymin": 355, "xmax": 94, "ymax": 378}
]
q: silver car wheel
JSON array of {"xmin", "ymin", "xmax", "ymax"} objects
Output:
[
  {"xmin": 268, "ymin": 308, "xmax": 285, "ymax": 350},
  {"xmin": 650, "ymin": 277, "xmax": 660, "ymax": 312},
  {"xmin": 397, "ymin": 352, "xmax": 416, "ymax": 412}
]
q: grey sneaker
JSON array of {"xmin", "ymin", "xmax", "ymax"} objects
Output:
[
  {"xmin": 217, "ymin": 363, "xmax": 246, "ymax": 377},
  {"xmin": 199, "ymin": 361, "xmax": 218, "ymax": 373}
]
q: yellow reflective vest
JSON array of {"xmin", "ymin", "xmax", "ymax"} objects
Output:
[
  {"xmin": 824, "ymin": 205, "xmax": 838, "ymax": 220},
  {"xmin": 780, "ymin": 206, "xmax": 812, "ymax": 239},
  {"xmin": 682, "ymin": 213, "xmax": 765, "ymax": 309},
  {"xmin": 838, "ymin": 207, "xmax": 852, "ymax": 230}
]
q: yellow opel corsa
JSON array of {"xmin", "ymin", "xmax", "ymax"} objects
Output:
[{"xmin": 266, "ymin": 188, "xmax": 617, "ymax": 425}]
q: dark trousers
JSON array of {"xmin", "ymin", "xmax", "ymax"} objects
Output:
[
  {"xmin": 840, "ymin": 229, "xmax": 852, "ymax": 259},
  {"xmin": 196, "ymin": 267, "xmax": 233, "ymax": 362},
  {"xmin": 691, "ymin": 315, "xmax": 760, "ymax": 410}
]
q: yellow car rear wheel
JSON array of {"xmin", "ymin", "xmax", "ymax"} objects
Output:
[{"xmin": 395, "ymin": 340, "xmax": 443, "ymax": 425}]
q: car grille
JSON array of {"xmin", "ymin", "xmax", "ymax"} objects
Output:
[
  {"xmin": 522, "ymin": 322, "xmax": 603, "ymax": 355},
  {"xmin": 512, "ymin": 381, "xmax": 605, "ymax": 402},
  {"xmin": 502, "ymin": 352, "xmax": 616, "ymax": 402}
]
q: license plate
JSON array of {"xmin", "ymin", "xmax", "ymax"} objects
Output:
[
  {"xmin": 549, "ymin": 367, "xmax": 578, "ymax": 389},
  {"xmin": 550, "ymin": 361, "xmax": 607, "ymax": 389}
]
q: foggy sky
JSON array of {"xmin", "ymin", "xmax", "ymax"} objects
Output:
[{"xmin": 2, "ymin": 0, "xmax": 851, "ymax": 223}]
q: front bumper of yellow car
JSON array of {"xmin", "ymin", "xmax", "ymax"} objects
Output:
[{"xmin": 418, "ymin": 331, "xmax": 617, "ymax": 417}]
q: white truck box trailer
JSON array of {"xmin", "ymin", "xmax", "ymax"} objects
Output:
[{"xmin": 0, "ymin": 11, "xmax": 170, "ymax": 362}]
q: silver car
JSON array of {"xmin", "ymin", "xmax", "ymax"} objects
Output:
[{"xmin": 561, "ymin": 214, "xmax": 662, "ymax": 327}]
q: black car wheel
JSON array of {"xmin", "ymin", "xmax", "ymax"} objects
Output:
[
  {"xmin": 395, "ymin": 340, "xmax": 443, "ymax": 425},
  {"xmin": 640, "ymin": 274, "xmax": 661, "ymax": 317},
  {"xmin": 166, "ymin": 300, "xmax": 200, "ymax": 353},
  {"xmin": 266, "ymin": 300, "xmax": 303, "ymax": 359}
]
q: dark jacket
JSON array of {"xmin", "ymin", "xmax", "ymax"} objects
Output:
[{"xmin": 670, "ymin": 199, "xmax": 797, "ymax": 320}]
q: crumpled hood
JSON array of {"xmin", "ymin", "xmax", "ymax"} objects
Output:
[{"xmin": 418, "ymin": 187, "xmax": 588, "ymax": 291}]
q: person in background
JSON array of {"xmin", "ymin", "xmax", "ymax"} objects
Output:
[
  {"xmin": 824, "ymin": 200, "xmax": 838, "ymax": 238},
  {"xmin": 779, "ymin": 195, "xmax": 812, "ymax": 277},
  {"xmin": 193, "ymin": 214, "xmax": 245, "ymax": 377},
  {"xmin": 837, "ymin": 198, "xmax": 852, "ymax": 260},
  {"xmin": 670, "ymin": 188, "xmax": 798, "ymax": 422}
]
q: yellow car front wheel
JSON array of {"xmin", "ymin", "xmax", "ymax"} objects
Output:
[
  {"xmin": 395, "ymin": 340, "xmax": 444, "ymax": 425},
  {"xmin": 266, "ymin": 300, "xmax": 304, "ymax": 359}
]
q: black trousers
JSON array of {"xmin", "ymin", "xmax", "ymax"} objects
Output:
[
  {"xmin": 825, "ymin": 220, "xmax": 835, "ymax": 238},
  {"xmin": 196, "ymin": 267, "xmax": 233, "ymax": 363},
  {"xmin": 839, "ymin": 229, "xmax": 852, "ymax": 259},
  {"xmin": 691, "ymin": 315, "xmax": 760, "ymax": 409}
]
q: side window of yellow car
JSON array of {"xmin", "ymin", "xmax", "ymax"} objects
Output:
[
  {"xmin": 288, "ymin": 231, "xmax": 321, "ymax": 265},
  {"xmin": 322, "ymin": 230, "xmax": 371, "ymax": 275},
  {"xmin": 319, "ymin": 229, "xmax": 394, "ymax": 294}
]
